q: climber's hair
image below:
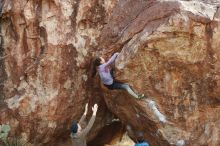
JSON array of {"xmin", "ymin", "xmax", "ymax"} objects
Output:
[
  {"xmin": 136, "ymin": 131, "xmax": 145, "ymax": 143},
  {"xmin": 92, "ymin": 57, "xmax": 102, "ymax": 77},
  {"xmin": 71, "ymin": 122, "xmax": 78, "ymax": 134}
]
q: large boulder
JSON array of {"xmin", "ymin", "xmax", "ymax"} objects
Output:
[
  {"xmin": 0, "ymin": 0, "xmax": 117, "ymax": 145},
  {"xmin": 102, "ymin": 0, "xmax": 220, "ymax": 146},
  {"xmin": 0, "ymin": 0, "xmax": 220, "ymax": 146}
]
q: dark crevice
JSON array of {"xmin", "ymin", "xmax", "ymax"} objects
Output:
[
  {"xmin": 0, "ymin": 0, "xmax": 4, "ymax": 15},
  {"xmin": 7, "ymin": 18, "xmax": 18, "ymax": 42},
  {"xmin": 0, "ymin": 0, "xmax": 7, "ymax": 101},
  {"xmin": 24, "ymin": 26, "xmax": 47, "ymax": 74},
  {"xmin": 203, "ymin": 23, "xmax": 218, "ymax": 103},
  {"xmin": 70, "ymin": 0, "xmax": 80, "ymax": 33},
  {"xmin": 39, "ymin": 26, "xmax": 47, "ymax": 55},
  {"xmin": 88, "ymin": 121, "xmax": 125, "ymax": 146},
  {"xmin": 212, "ymin": 6, "xmax": 219, "ymax": 21}
]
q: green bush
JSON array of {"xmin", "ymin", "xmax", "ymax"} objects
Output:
[
  {"xmin": 0, "ymin": 138, "xmax": 28, "ymax": 146},
  {"xmin": 0, "ymin": 124, "xmax": 10, "ymax": 140}
]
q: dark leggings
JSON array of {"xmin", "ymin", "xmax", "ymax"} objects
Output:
[
  {"xmin": 104, "ymin": 81, "xmax": 139, "ymax": 98},
  {"xmin": 104, "ymin": 70, "xmax": 140, "ymax": 99}
]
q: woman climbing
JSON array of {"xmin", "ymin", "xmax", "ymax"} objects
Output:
[{"xmin": 92, "ymin": 52, "xmax": 144, "ymax": 99}]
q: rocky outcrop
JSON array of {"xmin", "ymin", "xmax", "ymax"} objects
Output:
[
  {"xmin": 102, "ymin": 0, "xmax": 220, "ymax": 146},
  {"xmin": 0, "ymin": 0, "xmax": 220, "ymax": 146},
  {"xmin": 0, "ymin": 0, "xmax": 116, "ymax": 145}
]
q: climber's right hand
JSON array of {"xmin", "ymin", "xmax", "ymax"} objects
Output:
[
  {"xmin": 92, "ymin": 104, "xmax": 98, "ymax": 115},
  {"xmin": 115, "ymin": 52, "xmax": 120, "ymax": 56}
]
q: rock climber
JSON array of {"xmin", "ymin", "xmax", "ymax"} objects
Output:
[
  {"xmin": 126, "ymin": 125, "xmax": 149, "ymax": 146},
  {"xmin": 135, "ymin": 132, "xmax": 149, "ymax": 146},
  {"xmin": 70, "ymin": 103, "xmax": 98, "ymax": 146},
  {"xmin": 92, "ymin": 52, "xmax": 144, "ymax": 99}
]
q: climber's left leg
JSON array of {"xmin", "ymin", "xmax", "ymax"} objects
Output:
[{"xmin": 111, "ymin": 82, "xmax": 144, "ymax": 99}]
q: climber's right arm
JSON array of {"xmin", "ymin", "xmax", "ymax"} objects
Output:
[{"xmin": 104, "ymin": 52, "xmax": 119, "ymax": 67}]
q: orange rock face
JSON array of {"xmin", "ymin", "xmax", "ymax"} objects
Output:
[
  {"xmin": 1, "ymin": 0, "xmax": 220, "ymax": 146},
  {"xmin": 0, "ymin": 0, "xmax": 116, "ymax": 145}
]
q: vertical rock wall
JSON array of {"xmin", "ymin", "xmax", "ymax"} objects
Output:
[{"xmin": 0, "ymin": 0, "xmax": 118, "ymax": 145}]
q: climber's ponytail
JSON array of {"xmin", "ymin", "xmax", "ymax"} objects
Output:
[{"xmin": 92, "ymin": 57, "xmax": 101, "ymax": 78}]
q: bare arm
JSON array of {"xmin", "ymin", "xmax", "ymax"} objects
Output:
[{"xmin": 103, "ymin": 52, "xmax": 119, "ymax": 67}]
